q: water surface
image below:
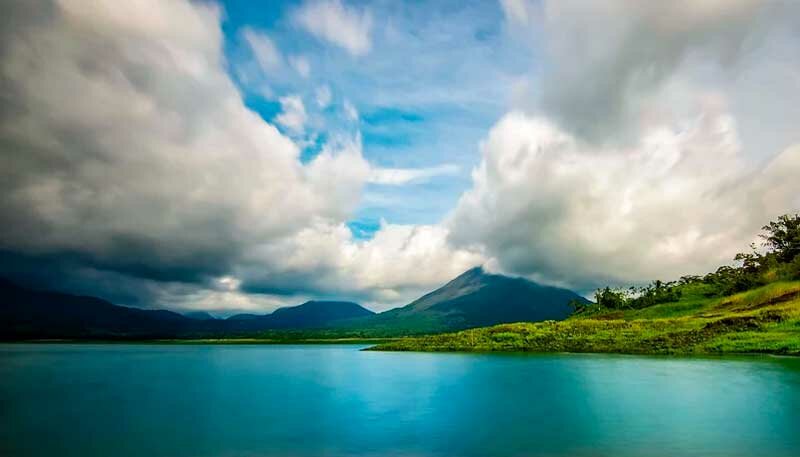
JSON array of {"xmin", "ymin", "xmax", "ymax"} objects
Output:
[{"xmin": 2, "ymin": 344, "xmax": 799, "ymax": 457}]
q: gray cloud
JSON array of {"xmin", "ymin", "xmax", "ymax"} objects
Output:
[{"xmin": 523, "ymin": 0, "xmax": 799, "ymax": 143}]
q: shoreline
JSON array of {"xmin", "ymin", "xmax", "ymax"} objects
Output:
[
  {"xmin": 0, "ymin": 337, "xmax": 400, "ymax": 345},
  {"xmin": 2, "ymin": 338, "xmax": 798, "ymax": 359},
  {"xmin": 363, "ymin": 344, "xmax": 800, "ymax": 358}
]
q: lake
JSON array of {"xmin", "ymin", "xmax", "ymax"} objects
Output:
[{"xmin": 1, "ymin": 344, "xmax": 799, "ymax": 457}]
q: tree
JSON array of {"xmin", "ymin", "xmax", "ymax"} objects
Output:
[
  {"xmin": 628, "ymin": 280, "xmax": 682, "ymax": 308},
  {"xmin": 761, "ymin": 214, "xmax": 800, "ymax": 263},
  {"xmin": 733, "ymin": 248, "xmax": 763, "ymax": 274},
  {"xmin": 594, "ymin": 287, "xmax": 629, "ymax": 309}
]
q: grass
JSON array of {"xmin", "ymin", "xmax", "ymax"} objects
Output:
[{"xmin": 369, "ymin": 281, "xmax": 800, "ymax": 356}]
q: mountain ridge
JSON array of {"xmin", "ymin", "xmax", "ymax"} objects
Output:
[
  {"xmin": 0, "ymin": 268, "xmax": 585, "ymax": 339},
  {"xmin": 224, "ymin": 300, "xmax": 374, "ymax": 331},
  {"xmin": 346, "ymin": 266, "xmax": 587, "ymax": 335},
  {"xmin": 0, "ymin": 278, "xmax": 194, "ymax": 339}
]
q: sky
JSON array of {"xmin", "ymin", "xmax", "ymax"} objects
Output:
[{"xmin": 1, "ymin": 0, "xmax": 799, "ymax": 314}]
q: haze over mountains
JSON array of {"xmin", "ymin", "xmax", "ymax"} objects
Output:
[{"xmin": 0, "ymin": 268, "xmax": 586, "ymax": 339}]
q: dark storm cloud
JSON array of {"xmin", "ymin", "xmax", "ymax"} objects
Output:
[
  {"xmin": 0, "ymin": 0, "xmax": 369, "ymax": 306},
  {"xmin": 0, "ymin": 250, "xmax": 161, "ymax": 308}
]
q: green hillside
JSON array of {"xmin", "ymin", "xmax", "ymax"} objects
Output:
[
  {"xmin": 368, "ymin": 281, "xmax": 800, "ymax": 355},
  {"xmin": 370, "ymin": 214, "xmax": 800, "ymax": 355}
]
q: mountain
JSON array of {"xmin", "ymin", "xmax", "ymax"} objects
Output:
[
  {"xmin": 348, "ymin": 267, "xmax": 587, "ymax": 335},
  {"xmin": 227, "ymin": 313, "xmax": 260, "ymax": 321},
  {"xmin": 224, "ymin": 301, "xmax": 375, "ymax": 331},
  {"xmin": 184, "ymin": 311, "xmax": 216, "ymax": 320},
  {"xmin": 0, "ymin": 279, "xmax": 195, "ymax": 339},
  {"xmin": 0, "ymin": 268, "xmax": 581, "ymax": 339},
  {"xmin": 269, "ymin": 300, "xmax": 375, "ymax": 327},
  {"xmin": 0, "ymin": 278, "xmax": 377, "ymax": 338}
]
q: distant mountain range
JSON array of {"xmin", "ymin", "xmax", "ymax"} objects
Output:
[
  {"xmin": 224, "ymin": 301, "xmax": 374, "ymax": 332},
  {"xmin": 184, "ymin": 311, "xmax": 217, "ymax": 320},
  {"xmin": 0, "ymin": 267, "xmax": 587, "ymax": 339},
  {"xmin": 0, "ymin": 279, "xmax": 194, "ymax": 339}
]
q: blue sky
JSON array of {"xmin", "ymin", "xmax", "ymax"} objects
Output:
[{"xmin": 221, "ymin": 0, "xmax": 531, "ymax": 237}]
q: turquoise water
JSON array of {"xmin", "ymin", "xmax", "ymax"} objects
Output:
[{"xmin": 1, "ymin": 344, "xmax": 799, "ymax": 457}]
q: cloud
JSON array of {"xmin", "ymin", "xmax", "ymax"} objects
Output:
[
  {"xmin": 240, "ymin": 26, "xmax": 282, "ymax": 72},
  {"xmin": 521, "ymin": 0, "xmax": 799, "ymax": 142},
  {"xmin": 237, "ymin": 221, "xmax": 484, "ymax": 311},
  {"xmin": 343, "ymin": 99, "xmax": 358, "ymax": 121},
  {"xmin": 369, "ymin": 164, "xmax": 460, "ymax": 185},
  {"xmin": 288, "ymin": 54, "xmax": 311, "ymax": 78},
  {"xmin": 154, "ymin": 282, "xmax": 297, "ymax": 314},
  {"xmin": 0, "ymin": 0, "xmax": 487, "ymax": 312},
  {"xmin": 500, "ymin": 0, "xmax": 533, "ymax": 26},
  {"xmin": 275, "ymin": 95, "xmax": 308, "ymax": 133},
  {"xmin": 441, "ymin": 0, "xmax": 800, "ymax": 292},
  {"xmin": 448, "ymin": 108, "xmax": 800, "ymax": 291},
  {"xmin": 305, "ymin": 136, "xmax": 371, "ymax": 216},
  {"xmin": 316, "ymin": 85, "xmax": 332, "ymax": 108},
  {"xmin": 294, "ymin": 0, "xmax": 373, "ymax": 56},
  {"xmin": 5, "ymin": 0, "xmax": 798, "ymax": 313},
  {"xmin": 0, "ymin": 0, "xmax": 381, "ymax": 305}
]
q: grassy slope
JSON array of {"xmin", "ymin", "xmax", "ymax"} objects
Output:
[{"xmin": 369, "ymin": 281, "xmax": 800, "ymax": 355}]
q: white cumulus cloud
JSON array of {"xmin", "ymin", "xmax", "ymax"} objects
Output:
[
  {"xmin": 449, "ymin": 108, "xmax": 800, "ymax": 291},
  {"xmin": 444, "ymin": 0, "xmax": 800, "ymax": 292}
]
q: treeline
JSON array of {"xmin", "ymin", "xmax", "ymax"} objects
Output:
[{"xmin": 576, "ymin": 214, "xmax": 800, "ymax": 312}]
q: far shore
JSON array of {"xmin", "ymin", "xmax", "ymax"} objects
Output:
[{"xmin": 1, "ymin": 337, "xmax": 402, "ymax": 345}]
